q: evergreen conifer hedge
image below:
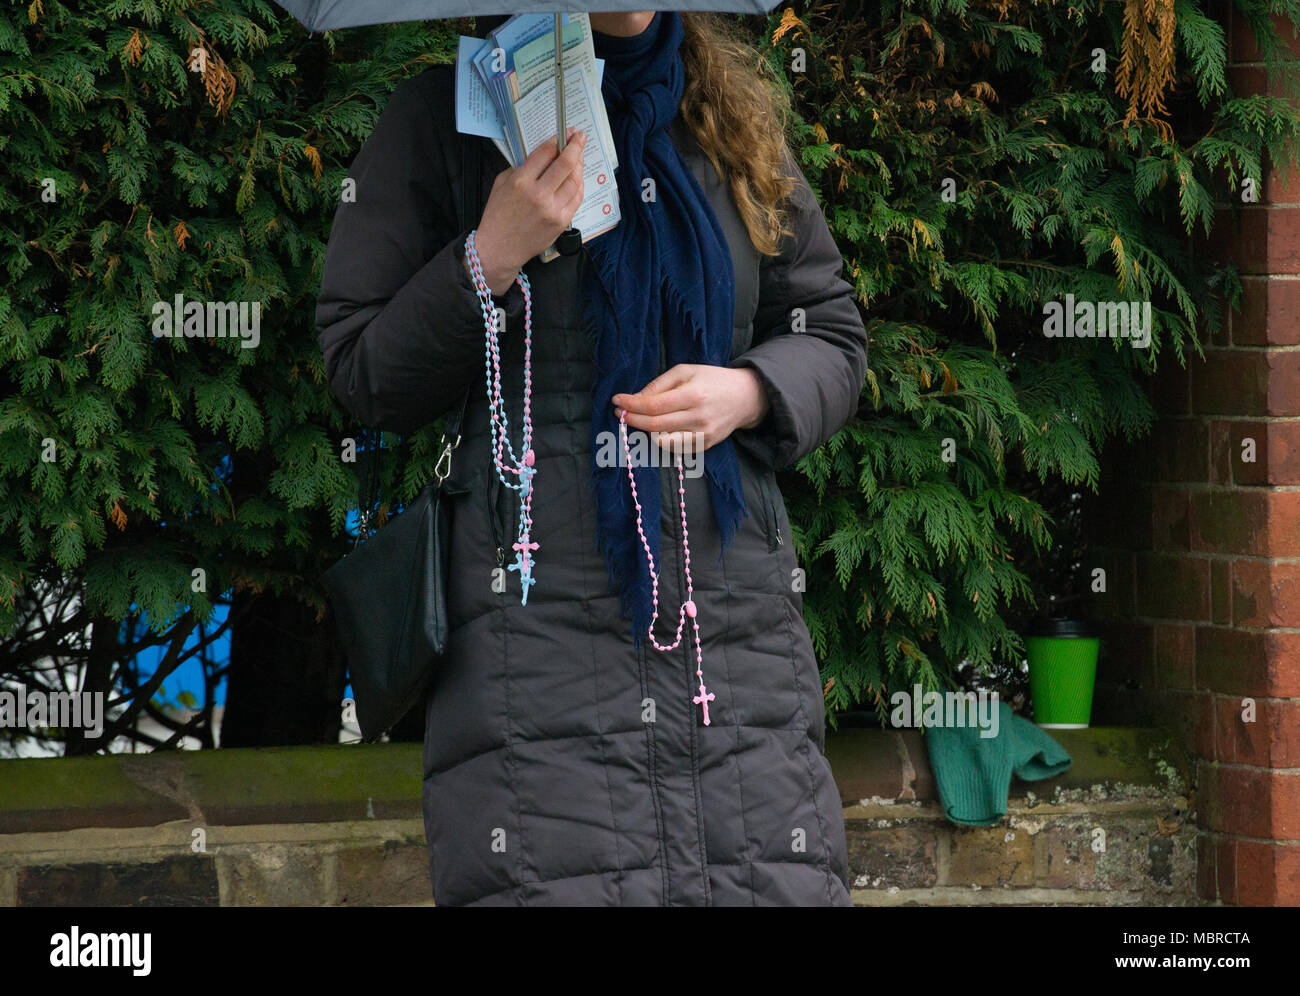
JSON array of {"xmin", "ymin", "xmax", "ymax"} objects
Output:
[{"xmin": 1, "ymin": 1, "xmax": 1297, "ymax": 745}]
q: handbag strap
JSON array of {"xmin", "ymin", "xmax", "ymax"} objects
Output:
[
  {"xmin": 440, "ymin": 130, "xmax": 481, "ymax": 445},
  {"xmin": 355, "ymin": 131, "xmax": 484, "ymax": 538}
]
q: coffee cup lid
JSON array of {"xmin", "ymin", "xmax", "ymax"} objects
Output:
[{"xmin": 1025, "ymin": 616, "xmax": 1100, "ymax": 638}]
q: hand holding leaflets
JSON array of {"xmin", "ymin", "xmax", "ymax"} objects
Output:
[{"xmin": 456, "ymin": 13, "xmax": 621, "ymax": 263}]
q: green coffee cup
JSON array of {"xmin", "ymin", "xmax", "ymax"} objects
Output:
[{"xmin": 1025, "ymin": 617, "xmax": 1100, "ymax": 729}]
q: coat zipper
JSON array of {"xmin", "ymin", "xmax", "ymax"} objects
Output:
[
  {"xmin": 768, "ymin": 479, "xmax": 783, "ymax": 551},
  {"xmin": 661, "ymin": 415, "xmax": 713, "ymax": 905},
  {"xmin": 489, "ymin": 468, "xmax": 507, "ymax": 568},
  {"xmin": 756, "ymin": 472, "xmax": 782, "ymax": 553},
  {"xmin": 656, "ymin": 305, "xmax": 712, "ymax": 901}
]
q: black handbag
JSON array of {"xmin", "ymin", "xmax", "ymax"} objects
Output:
[{"xmin": 323, "ymin": 132, "xmax": 484, "ymax": 742}]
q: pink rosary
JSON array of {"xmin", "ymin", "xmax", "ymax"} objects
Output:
[
  {"xmin": 618, "ymin": 411, "xmax": 714, "ymax": 726},
  {"xmin": 465, "ymin": 231, "xmax": 539, "ymax": 604},
  {"xmin": 464, "ymin": 229, "xmax": 715, "ymax": 725}
]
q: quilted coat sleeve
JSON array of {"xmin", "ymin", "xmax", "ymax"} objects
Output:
[
  {"xmin": 316, "ymin": 68, "xmax": 528, "ymax": 435},
  {"xmin": 727, "ymin": 147, "xmax": 868, "ymax": 472}
]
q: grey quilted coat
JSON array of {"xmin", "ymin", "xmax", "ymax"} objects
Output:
[{"xmin": 317, "ymin": 64, "xmax": 868, "ymax": 906}]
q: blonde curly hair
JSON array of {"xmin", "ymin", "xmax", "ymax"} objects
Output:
[{"xmin": 679, "ymin": 12, "xmax": 798, "ymax": 257}]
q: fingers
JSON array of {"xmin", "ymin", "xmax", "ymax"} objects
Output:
[
  {"xmin": 616, "ymin": 384, "xmax": 697, "ymax": 419},
  {"xmin": 611, "ymin": 365, "xmax": 697, "ymax": 415},
  {"xmin": 619, "ymin": 408, "xmax": 701, "ymax": 435},
  {"xmin": 618, "ymin": 415, "xmax": 713, "ymax": 460},
  {"xmin": 555, "ymin": 167, "xmax": 585, "ymax": 217},
  {"xmin": 518, "ymin": 126, "xmax": 576, "ymax": 181},
  {"xmin": 540, "ymin": 129, "xmax": 587, "ymax": 196},
  {"xmin": 640, "ymin": 365, "xmax": 693, "ymax": 396},
  {"xmin": 654, "ymin": 429, "xmax": 713, "ymax": 456}
]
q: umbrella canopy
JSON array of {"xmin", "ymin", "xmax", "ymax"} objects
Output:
[{"xmin": 274, "ymin": 1, "xmax": 779, "ymax": 33}]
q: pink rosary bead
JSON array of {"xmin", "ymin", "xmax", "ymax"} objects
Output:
[
  {"xmin": 466, "ymin": 230, "xmax": 538, "ymax": 604},
  {"xmin": 618, "ymin": 410, "xmax": 713, "ymax": 725}
]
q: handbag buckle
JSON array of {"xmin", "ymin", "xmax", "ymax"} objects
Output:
[
  {"xmin": 352, "ymin": 508, "xmax": 371, "ymax": 551},
  {"xmin": 434, "ymin": 433, "xmax": 460, "ymax": 485}
]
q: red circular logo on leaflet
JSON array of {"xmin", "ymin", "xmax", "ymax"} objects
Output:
[
  {"xmin": 597, "ymin": 173, "xmax": 607, "ymax": 185},
  {"xmin": 602, "ymin": 203, "xmax": 612, "ymax": 215}
]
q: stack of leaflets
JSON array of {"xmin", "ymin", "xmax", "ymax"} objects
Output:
[{"xmin": 455, "ymin": 13, "xmax": 622, "ymax": 262}]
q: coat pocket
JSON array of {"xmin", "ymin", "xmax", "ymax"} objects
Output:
[{"xmin": 753, "ymin": 467, "xmax": 785, "ymax": 553}]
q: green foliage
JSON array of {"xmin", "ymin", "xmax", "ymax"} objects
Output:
[
  {"xmin": 2, "ymin": 1, "xmax": 1298, "ymax": 737},
  {"xmin": 0, "ymin": 1, "xmax": 461, "ymax": 639},
  {"xmin": 761, "ymin": 0, "xmax": 1300, "ymax": 723}
]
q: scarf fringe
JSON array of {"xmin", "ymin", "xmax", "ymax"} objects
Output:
[{"xmin": 660, "ymin": 233, "xmax": 710, "ymax": 354}]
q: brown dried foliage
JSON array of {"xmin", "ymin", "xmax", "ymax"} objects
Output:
[{"xmin": 1115, "ymin": 0, "xmax": 1179, "ymax": 128}]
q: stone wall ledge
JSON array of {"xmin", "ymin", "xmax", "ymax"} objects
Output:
[
  {"xmin": 0, "ymin": 743, "xmax": 426, "ymax": 835},
  {"xmin": 826, "ymin": 725, "xmax": 1191, "ymax": 805},
  {"xmin": 844, "ymin": 796, "xmax": 1191, "ymax": 822},
  {"xmin": 0, "ymin": 727, "xmax": 1191, "ymax": 836},
  {"xmin": 0, "ymin": 726, "xmax": 1198, "ymax": 906}
]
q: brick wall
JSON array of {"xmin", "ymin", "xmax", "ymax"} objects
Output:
[
  {"xmin": 1091, "ymin": 4, "xmax": 1300, "ymax": 906},
  {"xmin": 832, "ymin": 728, "xmax": 1196, "ymax": 905}
]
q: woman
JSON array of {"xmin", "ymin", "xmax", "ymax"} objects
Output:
[{"xmin": 317, "ymin": 10, "xmax": 868, "ymax": 906}]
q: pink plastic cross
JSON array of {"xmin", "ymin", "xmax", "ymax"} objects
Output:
[
  {"xmin": 693, "ymin": 682, "xmax": 715, "ymax": 726},
  {"xmin": 512, "ymin": 537, "xmax": 539, "ymax": 570}
]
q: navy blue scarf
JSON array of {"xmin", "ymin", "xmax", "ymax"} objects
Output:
[{"xmin": 584, "ymin": 12, "xmax": 747, "ymax": 646}]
